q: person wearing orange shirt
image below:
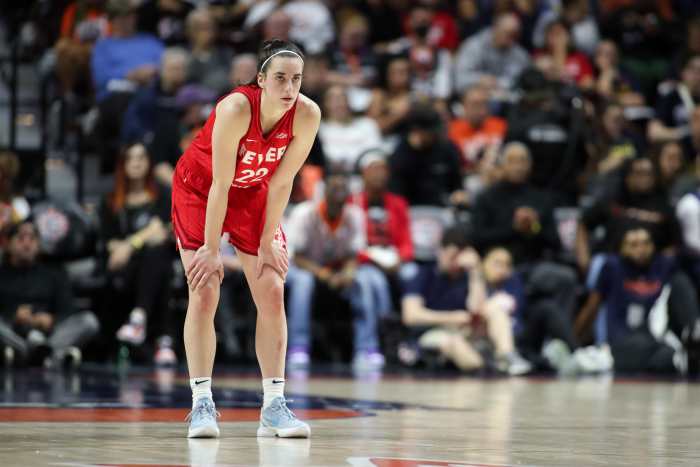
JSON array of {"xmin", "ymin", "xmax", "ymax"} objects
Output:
[{"xmin": 448, "ymin": 86, "xmax": 507, "ymax": 199}]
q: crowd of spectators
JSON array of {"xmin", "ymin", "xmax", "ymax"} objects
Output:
[{"xmin": 3, "ymin": 0, "xmax": 700, "ymax": 378}]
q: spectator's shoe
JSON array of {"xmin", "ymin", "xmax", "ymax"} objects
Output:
[
  {"xmin": 45, "ymin": 346, "xmax": 83, "ymax": 371},
  {"xmin": 3, "ymin": 346, "xmax": 14, "ymax": 368},
  {"xmin": 352, "ymin": 350, "xmax": 386, "ymax": 372},
  {"xmin": 496, "ymin": 351, "xmax": 533, "ymax": 376},
  {"xmin": 257, "ymin": 396, "xmax": 311, "ymax": 438},
  {"xmin": 186, "ymin": 398, "xmax": 220, "ymax": 438},
  {"xmin": 154, "ymin": 335, "xmax": 177, "ymax": 367},
  {"xmin": 27, "ymin": 329, "xmax": 47, "ymax": 348},
  {"xmin": 570, "ymin": 345, "xmax": 614, "ymax": 374},
  {"xmin": 117, "ymin": 309, "xmax": 146, "ymax": 346},
  {"xmin": 542, "ymin": 339, "xmax": 573, "ymax": 375},
  {"xmin": 287, "ymin": 348, "xmax": 310, "ymax": 370},
  {"xmin": 683, "ymin": 319, "xmax": 700, "ymax": 379}
]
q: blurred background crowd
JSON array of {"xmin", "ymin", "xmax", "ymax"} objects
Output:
[{"xmin": 2, "ymin": 0, "xmax": 700, "ymax": 378}]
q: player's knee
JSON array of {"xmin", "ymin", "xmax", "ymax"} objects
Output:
[
  {"xmin": 257, "ymin": 272, "xmax": 285, "ymax": 313},
  {"xmin": 190, "ymin": 277, "xmax": 219, "ymax": 314}
]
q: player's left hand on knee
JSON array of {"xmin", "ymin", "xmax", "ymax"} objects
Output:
[{"xmin": 256, "ymin": 241, "xmax": 289, "ymax": 279}]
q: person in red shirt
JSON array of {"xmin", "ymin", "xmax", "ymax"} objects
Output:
[
  {"xmin": 352, "ymin": 149, "xmax": 414, "ymax": 270},
  {"xmin": 171, "ymin": 39, "xmax": 321, "ymax": 439},
  {"xmin": 534, "ymin": 19, "xmax": 593, "ymax": 88}
]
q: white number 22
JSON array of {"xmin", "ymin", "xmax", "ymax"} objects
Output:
[{"xmin": 234, "ymin": 167, "xmax": 269, "ymax": 184}]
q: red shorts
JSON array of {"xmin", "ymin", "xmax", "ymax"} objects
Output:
[{"xmin": 171, "ymin": 157, "xmax": 286, "ymax": 256}]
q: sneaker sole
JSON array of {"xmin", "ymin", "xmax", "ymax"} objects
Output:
[
  {"xmin": 188, "ymin": 425, "xmax": 220, "ymax": 438},
  {"xmin": 257, "ymin": 424, "xmax": 311, "ymax": 438}
]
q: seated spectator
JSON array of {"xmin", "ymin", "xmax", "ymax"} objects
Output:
[
  {"xmin": 593, "ymin": 40, "xmax": 645, "ymax": 106},
  {"xmin": 576, "ymin": 157, "xmax": 680, "ymax": 275},
  {"xmin": 228, "ymin": 53, "xmax": 258, "ymax": 90},
  {"xmin": 0, "ymin": 151, "xmax": 31, "ymax": 251},
  {"xmin": 54, "ymin": 0, "xmax": 109, "ymax": 97},
  {"xmin": 367, "ymin": 56, "xmax": 414, "ymax": 137},
  {"xmin": 454, "ymin": 0, "xmax": 490, "ymax": 43},
  {"xmin": 576, "ymin": 226, "xmax": 700, "ymax": 375},
  {"xmin": 286, "ymin": 172, "xmax": 389, "ymax": 372},
  {"xmin": 388, "ymin": 105, "xmax": 464, "ymax": 207},
  {"xmin": 151, "ymin": 84, "xmax": 215, "ymax": 188},
  {"xmin": 318, "ymin": 85, "xmax": 382, "ymax": 173},
  {"xmin": 185, "ymin": 7, "xmax": 232, "ymax": 95},
  {"xmin": 683, "ymin": 106, "xmax": 700, "ymax": 160},
  {"xmin": 281, "ymin": 0, "xmax": 335, "ymax": 54},
  {"xmin": 121, "ymin": 47, "xmax": 189, "ymax": 145},
  {"xmin": 259, "ymin": 8, "xmax": 293, "ymax": 44},
  {"xmin": 91, "ymin": 0, "xmax": 164, "ymax": 103},
  {"xmin": 471, "ymin": 142, "xmax": 560, "ymax": 266},
  {"xmin": 351, "ymin": 149, "xmax": 414, "ymax": 274},
  {"xmin": 90, "ymin": 0, "xmax": 164, "ymax": 171},
  {"xmin": 483, "ymin": 246, "xmax": 578, "ymax": 370},
  {"xmin": 534, "ymin": 20, "xmax": 593, "ymax": 89},
  {"xmin": 0, "ymin": 219, "xmax": 99, "ymax": 366},
  {"xmin": 400, "ymin": 227, "xmax": 531, "ymax": 375},
  {"xmin": 676, "ymin": 182, "xmax": 700, "ymax": 285},
  {"xmin": 504, "ymin": 68, "xmax": 587, "ymax": 202},
  {"xmin": 448, "ymin": 85, "xmax": 507, "ymax": 199},
  {"xmin": 602, "ymin": 2, "xmax": 676, "ymax": 99},
  {"xmin": 533, "ymin": 0, "xmax": 600, "ymax": 56},
  {"xmin": 648, "ymin": 55, "xmax": 700, "ymax": 144},
  {"xmin": 98, "ymin": 143, "xmax": 175, "ymax": 364},
  {"xmin": 652, "ymin": 141, "xmax": 688, "ymax": 204},
  {"xmin": 454, "ymin": 12, "xmax": 531, "ymax": 95},
  {"xmin": 384, "ymin": 4, "xmax": 454, "ymax": 102},
  {"xmin": 326, "ymin": 13, "xmax": 377, "ymax": 90},
  {"xmin": 583, "ymin": 101, "xmax": 644, "ymax": 200},
  {"xmin": 136, "ymin": 0, "xmax": 193, "ymax": 46}
]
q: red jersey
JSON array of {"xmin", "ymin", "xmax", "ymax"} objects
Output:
[
  {"xmin": 181, "ymin": 84, "xmax": 297, "ymax": 190},
  {"xmin": 171, "ymin": 85, "xmax": 296, "ymax": 255}
]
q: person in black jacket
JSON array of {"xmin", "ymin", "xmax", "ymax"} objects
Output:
[
  {"xmin": 471, "ymin": 141, "xmax": 561, "ymax": 265},
  {"xmin": 0, "ymin": 219, "xmax": 99, "ymax": 366},
  {"xmin": 388, "ymin": 105, "xmax": 464, "ymax": 207}
]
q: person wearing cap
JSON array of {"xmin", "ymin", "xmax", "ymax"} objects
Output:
[
  {"xmin": 351, "ymin": 148, "xmax": 414, "ymax": 281},
  {"xmin": 388, "ymin": 104, "xmax": 464, "ymax": 207},
  {"xmin": 0, "ymin": 219, "xmax": 99, "ymax": 367}
]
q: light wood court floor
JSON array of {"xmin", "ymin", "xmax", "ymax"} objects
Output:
[{"xmin": 0, "ymin": 368, "xmax": 699, "ymax": 466}]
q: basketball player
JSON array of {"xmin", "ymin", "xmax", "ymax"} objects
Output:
[{"xmin": 171, "ymin": 40, "xmax": 320, "ymax": 438}]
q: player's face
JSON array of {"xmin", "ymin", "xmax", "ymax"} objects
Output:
[{"xmin": 258, "ymin": 56, "xmax": 303, "ymax": 109}]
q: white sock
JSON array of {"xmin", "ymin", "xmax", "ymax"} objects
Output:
[
  {"xmin": 262, "ymin": 377, "xmax": 285, "ymax": 407},
  {"xmin": 190, "ymin": 377, "xmax": 213, "ymax": 405}
]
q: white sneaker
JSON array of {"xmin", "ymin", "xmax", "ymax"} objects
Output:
[
  {"xmin": 257, "ymin": 396, "xmax": 310, "ymax": 438},
  {"xmin": 352, "ymin": 350, "xmax": 385, "ymax": 372},
  {"xmin": 117, "ymin": 309, "xmax": 146, "ymax": 345}
]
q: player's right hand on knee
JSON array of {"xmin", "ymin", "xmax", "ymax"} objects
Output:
[{"xmin": 187, "ymin": 245, "xmax": 224, "ymax": 291}]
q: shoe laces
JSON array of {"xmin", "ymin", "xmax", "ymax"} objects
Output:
[
  {"xmin": 269, "ymin": 398, "xmax": 297, "ymax": 422},
  {"xmin": 185, "ymin": 400, "xmax": 220, "ymax": 422}
]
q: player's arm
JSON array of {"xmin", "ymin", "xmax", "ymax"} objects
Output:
[
  {"xmin": 187, "ymin": 94, "xmax": 250, "ymax": 290},
  {"xmin": 204, "ymin": 94, "xmax": 250, "ymax": 250},
  {"xmin": 257, "ymin": 97, "xmax": 321, "ymax": 277}
]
